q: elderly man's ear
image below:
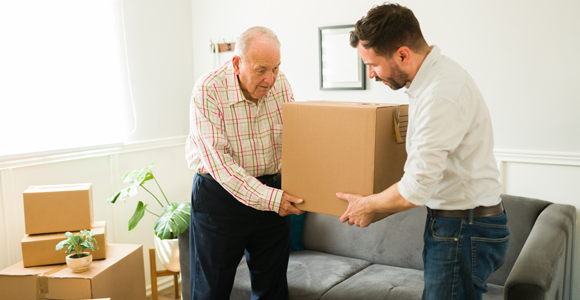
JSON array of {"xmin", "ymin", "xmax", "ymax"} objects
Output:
[{"xmin": 232, "ymin": 56, "xmax": 241, "ymax": 75}]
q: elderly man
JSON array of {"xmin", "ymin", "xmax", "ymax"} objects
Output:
[
  {"xmin": 185, "ymin": 26, "xmax": 304, "ymax": 299},
  {"xmin": 336, "ymin": 4, "xmax": 509, "ymax": 300}
]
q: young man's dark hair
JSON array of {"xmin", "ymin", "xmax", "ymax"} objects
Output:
[{"xmin": 350, "ymin": 3, "xmax": 428, "ymax": 57}]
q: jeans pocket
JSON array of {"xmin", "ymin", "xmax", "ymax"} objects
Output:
[
  {"xmin": 471, "ymin": 233, "xmax": 510, "ymax": 286},
  {"xmin": 430, "ymin": 217, "xmax": 461, "ymax": 242}
]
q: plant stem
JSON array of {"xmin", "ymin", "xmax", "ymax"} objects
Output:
[
  {"xmin": 141, "ymin": 185, "xmax": 165, "ymax": 208},
  {"xmin": 151, "ymin": 171, "xmax": 171, "ymax": 206},
  {"xmin": 146, "ymin": 207, "xmax": 160, "ymax": 217}
]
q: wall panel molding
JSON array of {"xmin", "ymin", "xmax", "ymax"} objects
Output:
[
  {"xmin": 494, "ymin": 149, "xmax": 580, "ymax": 166},
  {"xmin": 0, "ymin": 136, "xmax": 188, "ymax": 170}
]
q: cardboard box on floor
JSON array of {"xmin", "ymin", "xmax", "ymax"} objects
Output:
[
  {"xmin": 23, "ymin": 183, "xmax": 94, "ymax": 235},
  {"xmin": 21, "ymin": 221, "xmax": 108, "ymax": 268},
  {"xmin": 0, "ymin": 244, "xmax": 146, "ymax": 300},
  {"xmin": 282, "ymin": 101, "xmax": 408, "ymax": 223}
]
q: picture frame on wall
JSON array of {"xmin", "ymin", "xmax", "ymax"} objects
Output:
[{"xmin": 319, "ymin": 25, "xmax": 366, "ymax": 90}]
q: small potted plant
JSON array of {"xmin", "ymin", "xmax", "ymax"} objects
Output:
[
  {"xmin": 107, "ymin": 161, "xmax": 190, "ymax": 272},
  {"xmin": 55, "ymin": 230, "xmax": 99, "ymax": 273}
]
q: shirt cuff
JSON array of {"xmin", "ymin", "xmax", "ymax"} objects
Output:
[
  {"xmin": 398, "ymin": 173, "xmax": 432, "ymax": 206},
  {"xmin": 261, "ymin": 185, "xmax": 283, "ymax": 213}
]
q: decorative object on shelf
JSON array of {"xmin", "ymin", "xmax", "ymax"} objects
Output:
[
  {"xmin": 319, "ymin": 24, "xmax": 366, "ymax": 90},
  {"xmin": 107, "ymin": 161, "xmax": 191, "ymax": 240},
  {"xmin": 210, "ymin": 39, "xmax": 236, "ymax": 53},
  {"xmin": 55, "ymin": 230, "xmax": 99, "ymax": 273}
]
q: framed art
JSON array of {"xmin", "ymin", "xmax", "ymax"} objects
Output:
[{"xmin": 319, "ymin": 25, "xmax": 366, "ymax": 90}]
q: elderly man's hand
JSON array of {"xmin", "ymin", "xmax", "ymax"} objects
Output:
[
  {"xmin": 278, "ymin": 192, "xmax": 304, "ymax": 217},
  {"xmin": 336, "ymin": 192, "xmax": 375, "ymax": 228}
]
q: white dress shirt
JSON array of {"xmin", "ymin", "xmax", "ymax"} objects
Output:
[{"xmin": 397, "ymin": 45, "xmax": 502, "ymax": 210}]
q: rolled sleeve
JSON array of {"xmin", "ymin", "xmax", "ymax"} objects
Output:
[{"xmin": 401, "ymin": 96, "xmax": 468, "ymax": 206}]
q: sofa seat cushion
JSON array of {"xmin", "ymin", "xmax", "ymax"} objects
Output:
[
  {"xmin": 231, "ymin": 250, "xmax": 372, "ymax": 300},
  {"xmin": 320, "ymin": 263, "xmax": 505, "ymax": 300},
  {"xmin": 320, "ymin": 264, "xmax": 424, "ymax": 300}
]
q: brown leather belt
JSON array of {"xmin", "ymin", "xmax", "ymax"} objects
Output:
[{"xmin": 428, "ymin": 202, "xmax": 504, "ymax": 218}]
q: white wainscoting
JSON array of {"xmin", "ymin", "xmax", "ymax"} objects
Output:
[
  {"xmin": 1, "ymin": 141, "xmax": 578, "ymax": 296},
  {"xmin": 0, "ymin": 135, "xmax": 193, "ymax": 295}
]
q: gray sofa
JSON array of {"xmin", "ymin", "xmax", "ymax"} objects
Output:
[{"xmin": 178, "ymin": 194, "xmax": 576, "ymax": 300}]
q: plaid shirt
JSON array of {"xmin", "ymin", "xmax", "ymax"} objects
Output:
[{"xmin": 185, "ymin": 61, "xmax": 294, "ymax": 212}]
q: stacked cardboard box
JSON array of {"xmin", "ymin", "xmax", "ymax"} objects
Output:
[
  {"xmin": 0, "ymin": 183, "xmax": 147, "ymax": 299},
  {"xmin": 0, "ymin": 244, "xmax": 146, "ymax": 299},
  {"xmin": 20, "ymin": 183, "xmax": 108, "ymax": 267},
  {"xmin": 282, "ymin": 101, "xmax": 409, "ymax": 223}
]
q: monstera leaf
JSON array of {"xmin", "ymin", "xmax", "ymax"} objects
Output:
[
  {"xmin": 154, "ymin": 202, "xmax": 191, "ymax": 240},
  {"xmin": 107, "ymin": 161, "xmax": 191, "ymax": 240}
]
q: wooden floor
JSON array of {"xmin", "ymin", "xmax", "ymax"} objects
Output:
[{"xmin": 147, "ymin": 282, "xmax": 182, "ymax": 300}]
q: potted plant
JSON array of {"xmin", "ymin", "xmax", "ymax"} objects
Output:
[
  {"xmin": 107, "ymin": 161, "xmax": 190, "ymax": 272},
  {"xmin": 55, "ymin": 230, "xmax": 99, "ymax": 273}
]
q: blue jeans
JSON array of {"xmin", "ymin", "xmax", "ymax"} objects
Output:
[{"xmin": 422, "ymin": 210, "xmax": 510, "ymax": 300}]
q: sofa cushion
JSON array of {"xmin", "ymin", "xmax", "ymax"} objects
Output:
[
  {"xmin": 231, "ymin": 250, "xmax": 372, "ymax": 300},
  {"xmin": 319, "ymin": 263, "xmax": 504, "ymax": 300},
  {"xmin": 291, "ymin": 213, "xmax": 306, "ymax": 251},
  {"xmin": 320, "ymin": 264, "xmax": 424, "ymax": 300},
  {"xmin": 302, "ymin": 206, "xmax": 427, "ymax": 271}
]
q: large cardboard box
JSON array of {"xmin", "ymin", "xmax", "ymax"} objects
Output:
[
  {"xmin": 21, "ymin": 221, "xmax": 108, "ymax": 268},
  {"xmin": 23, "ymin": 183, "xmax": 94, "ymax": 235},
  {"xmin": 0, "ymin": 244, "xmax": 146, "ymax": 300},
  {"xmin": 282, "ymin": 101, "xmax": 408, "ymax": 222}
]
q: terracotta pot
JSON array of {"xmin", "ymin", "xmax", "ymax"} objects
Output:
[
  {"xmin": 66, "ymin": 252, "xmax": 92, "ymax": 273},
  {"xmin": 154, "ymin": 235, "xmax": 180, "ymax": 272}
]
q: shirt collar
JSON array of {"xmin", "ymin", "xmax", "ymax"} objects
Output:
[{"xmin": 405, "ymin": 45, "xmax": 441, "ymax": 99}]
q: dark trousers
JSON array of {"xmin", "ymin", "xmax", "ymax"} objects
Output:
[{"xmin": 189, "ymin": 174, "xmax": 291, "ymax": 300}]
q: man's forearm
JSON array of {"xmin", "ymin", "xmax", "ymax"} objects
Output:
[{"xmin": 367, "ymin": 183, "xmax": 420, "ymax": 214}]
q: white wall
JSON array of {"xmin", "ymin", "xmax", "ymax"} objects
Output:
[
  {"xmin": 122, "ymin": 0, "xmax": 194, "ymax": 142},
  {"xmin": 191, "ymin": 0, "xmax": 580, "ymax": 297},
  {"xmin": 0, "ymin": 0, "xmax": 194, "ymax": 294}
]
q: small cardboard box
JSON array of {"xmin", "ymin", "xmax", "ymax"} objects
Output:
[
  {"xmin": 282, "ymin": 101, "xmax": 408, "ymax": 222},
  {"xmin": 23, "ymin": 183, "xmax": 94, "ymax": 235},
  {"xmin": 21, "ymin": 221, "xmax": 108, "ymax": 268},
  {"xmin": 0, "ymin": 244, "xmax": 146, "ymax": 300}
]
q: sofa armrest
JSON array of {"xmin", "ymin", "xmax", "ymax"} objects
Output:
[{"xmin": 504, "ymin": 203, "xmax": 576, "ymax": 300}]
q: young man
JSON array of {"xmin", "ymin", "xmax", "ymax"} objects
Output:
[
  {"xmin": 185, "ymin": 26, "xmax": 304, "ymax": 299},
  {"xmin": 336, "ymin": 4, "xmax": 509, "ymax": 300}
]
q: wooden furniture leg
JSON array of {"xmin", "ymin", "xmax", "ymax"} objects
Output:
[{"xmin": 149, "ymin": 247, "xmax": 181, "ymax": 300}]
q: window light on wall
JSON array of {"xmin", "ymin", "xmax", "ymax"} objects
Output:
[{"xmin": 0, "ymin": 0, "xmax": 135, "ymax": 161}]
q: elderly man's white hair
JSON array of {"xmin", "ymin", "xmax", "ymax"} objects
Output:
[{"xmin": 234, "ymin": 26, "xmax": 281, "ymax": 58}]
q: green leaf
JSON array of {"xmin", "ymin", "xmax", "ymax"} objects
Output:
[
  {"xmin": 122, "ymin": 167, "xmax": 147, "ymax": 183},
  {"xmin": 55, "ymin": 240, "xmax": 68, "ymax": 251},
  {"xmin": 128, "ymin": 201, "xmax": 147, "ymax": 232},
  {"xmin": 92, "ymin": 237, "xmax": 99, "ymax": 250},
  {"xmin": 115, "ymin": 186, "xmax": 134, "ymax": 202},
  {"xmin": 135, "ymin": 171, "xmax": 154, "ymax": 186},
  {"xmin": 106, "ymin": 191, "xmax": 122, "ymax": 204},
  {"xmin": 154, "ymin": 202, "xmax": 191, "ymax": 240}
]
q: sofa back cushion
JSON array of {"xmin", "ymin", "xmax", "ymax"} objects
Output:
[
  {"xmin": 302, "ymin": 205, "xmax": 427, "ymax": 271},
  {"xmin": 301, "ymin": 194, "xmax": 551, "ymax": 286}
]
